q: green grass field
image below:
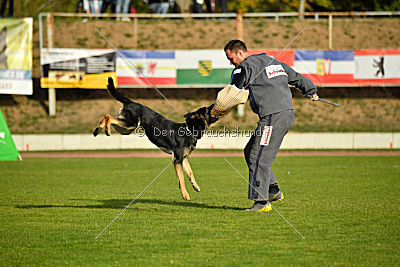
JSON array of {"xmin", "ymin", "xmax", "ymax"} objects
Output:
[{"xmin": 1, "ymin": 156, "xmax": 399, "ymax": 265}]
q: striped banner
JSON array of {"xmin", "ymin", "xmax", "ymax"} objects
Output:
[
  {"xmin": 117, "ymin": 50, "xmax": 176, "ymax": 86},
  {"xmin": 176, "ymin": 49, "xmax": 233, "ymax": 84},
  {"xmin": 293, "ymin": 50, "xmax": 354, "ymax": 85}
]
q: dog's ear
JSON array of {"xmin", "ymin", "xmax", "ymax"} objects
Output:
[
  {"xmin": 107, "ymin": 77, "xmax": 116, "ymax": 91},
  {"xmin": 184, "ymin": 111, "xmax": 197, "ymax": 119},
  {"xmin": 108, "ymin": 77, "xmax": 114, "ymax": 86}
]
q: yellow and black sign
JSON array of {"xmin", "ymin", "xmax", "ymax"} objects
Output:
[
  {"xmin": 40, "ymin": 48, "xmax": 116, "ymax": 89},
  {"xmin": 198, "ymin": 60, "xmax": 212, "ymax": 77}
]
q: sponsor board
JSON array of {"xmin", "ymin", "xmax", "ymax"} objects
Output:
[
  {"xmin": 41, "ymin": 48, "xmax": 116, "ymax": 89},
  {"xmin": 0, "ymin": 18, "xmax": 33, "ymax": 95}
]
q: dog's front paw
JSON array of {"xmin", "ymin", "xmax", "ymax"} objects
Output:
[
  {"xmin": 105, "ymin": 128, "xmax": 111, "ymax": 136},
  {"xmin": 93, "ymin": 127, "xmax": 102, "ymax": 137}
]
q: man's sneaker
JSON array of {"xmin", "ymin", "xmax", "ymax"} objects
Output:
[
  {"xmin": 269, "ymin": 191, "xmax": 284, "ymax": 202},
  {"xmin": 245, "ymin": 201, "xmax": 272, "ymax": 212}
]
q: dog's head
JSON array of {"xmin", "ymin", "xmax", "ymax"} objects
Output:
[{"xmin": 184, "ymin": 104, "xmax": 218, "ymax": 138}]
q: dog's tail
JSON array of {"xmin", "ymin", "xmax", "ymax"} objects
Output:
[{"xmin": 107, "ymin": 77, "xmax": 132, "ymax": 105}]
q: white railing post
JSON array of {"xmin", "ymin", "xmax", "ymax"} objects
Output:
[
  {"xmin": 47, "ymin": 13, "xmax": 57, "ymax": 117},
  {"xmin": 328, "ymin": 14, "xmax": 333, "ymax": 49},
  {"xmin": 133, "ymin": 16, "xmax": 138, "ymax": 48}
]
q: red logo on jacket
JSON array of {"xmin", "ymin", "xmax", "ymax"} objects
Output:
[{"xmin": 265, "ymin": 65, "xmax": 288, "ymax": 79}]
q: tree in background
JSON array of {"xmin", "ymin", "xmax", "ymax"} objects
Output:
[
  {"xmin": 228, "ymin": 0, "xmax": 398, "ymax": 12},
  {"xmin": 255, "ymin": 0, "xmax": 334, "ymax": 12},
  {"xmin": 9, "ymin": 0, "xmax": 400, "ymax": 17},
  {"xmin": 228, "ymin": 0, "xmax": 334, "ymax": 12},
  {"xmin": 331, "ymin": 0, "xmax": 400, "ymax": 11},
  {"xmin": 12, "ymin": 0, "xmax": 150, "ymax": 18},
  {"xmin": 258, "ymin": 0, "xmax": 300, "ymax": 12},
  {"xmin": 228, "ymin": 0, "xmax": 261, "ymax": 13}
]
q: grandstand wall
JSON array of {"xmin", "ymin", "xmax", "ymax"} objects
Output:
[{"xmin": 13, "ymin": 133, "xmax": 399, "ymax": 151}]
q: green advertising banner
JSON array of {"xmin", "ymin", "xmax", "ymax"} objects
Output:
[{"xmin": 0, "ymin": 109, "xmax": 19, "ymax": 161}]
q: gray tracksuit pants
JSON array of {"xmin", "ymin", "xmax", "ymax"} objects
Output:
[{"xmin": 244, "ymin": 109, "xmax": 295, "ymax": 201}]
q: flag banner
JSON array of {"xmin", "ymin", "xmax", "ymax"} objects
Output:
[
  {"xmin": 40, "ymin": 48, "xmax": 116, "ymax": 89},
  {"xmin": 176, "ymin": 49, "xmax": 233, "ymax": 84},
  {"xmin": 293, "ymin": 50, "xmax": 354, "ymax": 85},
  {"xmin": 0, "ymin": 18, "xmax": 32, "ymax": 95},
  {"xmin": 249, "ymin": 50, "xmax": 295, "ymax": 66},
  {"xmin": 0, "ymin": 109, "xmax": 19, "ymax": 161},
  {"xmin": 354, "ymin": 49, "xmax": 400, "ymax": 85},
  {"xmin": 39, "ymin": 49, "xmax": 400, "ymax": 88},
  {"xmin": 117, "ymin": 50, "xmax": 176, "ymax": 86}
]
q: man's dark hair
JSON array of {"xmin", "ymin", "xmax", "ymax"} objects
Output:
[{"xmin": 224, "ymin": 40, "xmax": 248, "ymax": 54}]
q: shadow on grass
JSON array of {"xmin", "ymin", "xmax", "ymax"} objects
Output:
[{"xmin": 15, "ymin": 198, "xmax": 243, "ymax": 211}]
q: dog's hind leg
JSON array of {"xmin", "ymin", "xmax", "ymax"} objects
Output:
[
  {"xmin": 173, "ymin": 152, "xmax": 190, "ymax": 201},
  {"xmin": 183, "ymin": 158, "xmax": 200, "ymax": 192},
  {"xmin": 105, "ymin": 114, "xmax": 113, "ymax": 136},
  {"xmin": 93, "ymin": 115, "xmax": 109, "ymax": 136},
  {"xmin": 94, "ymin": 114, "xmax": 124, "ymax": 136}
]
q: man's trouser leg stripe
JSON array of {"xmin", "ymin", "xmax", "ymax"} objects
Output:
[{"xmin": 250, "ymin": 114, "xmax": 272, "ymax": 199}]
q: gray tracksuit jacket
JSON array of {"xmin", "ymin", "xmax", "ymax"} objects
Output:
[{"xmin": 230, "ymin": 53, "xmax": 317, "ymax": 119}]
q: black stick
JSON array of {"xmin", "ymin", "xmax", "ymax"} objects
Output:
[
  {"xmin": 317, "ymin": 98, "xmax": 341, "ymax": 107},
  {"xmin": 305, "ymin": 95, "xmax": 340, "ymax": 107}
]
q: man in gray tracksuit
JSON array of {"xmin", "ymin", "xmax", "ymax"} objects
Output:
[{"xmin": 224, "ymin": 40, "xmax": 319, "ymax": 212}]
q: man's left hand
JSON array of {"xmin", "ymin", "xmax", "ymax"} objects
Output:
[{"xmin": 310, "ymin": 93, "xmax": 319, "ymax": 101}]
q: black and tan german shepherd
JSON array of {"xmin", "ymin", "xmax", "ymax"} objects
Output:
[{"xmin": 94, "ymin": 77, "xmax": 217, "ymax": 201}]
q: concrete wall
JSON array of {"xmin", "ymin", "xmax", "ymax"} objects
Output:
[{"xmin": 12, "ymin": 132, "xmax": 399, "ymax": 151}]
